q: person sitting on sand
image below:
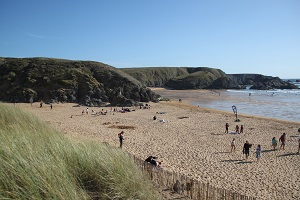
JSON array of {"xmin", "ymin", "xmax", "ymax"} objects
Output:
[
  {"xmin": 243, "ymin": 141, "xmax": 252, "ymax": 160},
  {"xmin": 145, "ymin": 156, "xmax": 162, "ymax": 168},
  {"xmin": 279, "ymin": 133, "xmax": 286, "ymax": 150},
  {"xmin": 225, "ymin": 123, "xmax": 229, "ymax": 134},
  {"xmin": 153, "ymin": 115, "xmax": 157, "ymax": 120},
  {"xmin": 231, "ymin": 138, "xmax": 236, "ymax": 152},
  {"xmin": 145, "ymin": 156, "xmax": 157, "ymax": 163},
  {"xmin": 272, "ymin": 137, "xmax": 278, "ymax": 151},
  {"xmin": 255, "ymin": 144, "xmax": 262, "ymax": 161}
]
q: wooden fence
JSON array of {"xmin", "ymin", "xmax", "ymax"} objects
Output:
[{"xmin": 133, "ymin": 156, "xmax": 256, "ymax": 200}]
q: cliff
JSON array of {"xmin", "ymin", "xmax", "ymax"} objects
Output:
[
  {"xmin": 122, "ymin": 67, "xmax": 297, "ymax": 90},
  {"xmin": 0, "ymin": 57, "xmax": 159, "ymax": 106}
]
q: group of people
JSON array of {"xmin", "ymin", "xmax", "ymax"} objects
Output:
[
  {"xmin": 225, "ymin": 123, "xmax": 243, "ymax": 134},
  {"xmin": 231, "ymin": 132, "xmax": 300, "ymax": 162}
]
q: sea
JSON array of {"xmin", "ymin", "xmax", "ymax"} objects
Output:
[
  {"xmin": 192, "ymin": 79, "xmax": 300, "ymax": 122},
  {"xmin": 155, "ymin": 79, "xmax": 300, "ymax": 123}
]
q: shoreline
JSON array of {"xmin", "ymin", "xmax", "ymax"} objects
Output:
[
  {"xmin": 151, "ymin": 87, "xmax": 300, "ymax": 123},
  {"xmin": 13, "ymin": 100, "xmax": 300, "ymax": 200}
]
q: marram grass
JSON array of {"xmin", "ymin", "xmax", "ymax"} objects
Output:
[{"xmin": 0, "ymin": 103, "xmax": 161, "ymax": 200}]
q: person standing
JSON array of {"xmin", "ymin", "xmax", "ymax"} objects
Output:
[
  {"xmin": 225, "ymin": 123, "xmax": 229, "ymax": 134},
  {"xmin": 231, "ymin": 138, "xmax": 236, "ymax": 152},
  {"xmin": 255, "ymin": 145, "xmax": 262, "ymax": 161},
  {"xmin": 240, "ymin": 125, "xmax": 244, "ymax": 133},
  {"xmin": 272, "ymin": 137, "xmax": 278, "ymax": 151},
  {"xmin": 235, "ymin": 125, "xmax": 240, "ymax": 134},
  {"xmin": 243, "ymin": 141, "xmax": 251, "ymax": 160},
  {"xmin": 118, "ymin": 131, "xmax": 124, "ymax": 148},
  {"xmin": 279, "ymin": 133, "xmax": 286, "ymax": 150}
]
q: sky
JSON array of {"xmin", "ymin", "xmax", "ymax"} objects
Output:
[{"xmin": 1, "ymin": 0, "xmax": 299, "ymax": 79}]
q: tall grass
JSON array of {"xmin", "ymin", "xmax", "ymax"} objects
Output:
[{"xmin": 0, "ymin": 104, "xmax": 160, "ymax": 200}]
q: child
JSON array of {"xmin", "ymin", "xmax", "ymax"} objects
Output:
[
  {"xmin": 255, "ymin": 144, "xmax": 262, "ymax": 161},
  {"xmin": 231, "ymin": 138, "xmax": 236, "ymax": 152},
  {"xmin": 272, "ymin": 137, "xmax": 277, "ymax": 151},
  {"xmin": 118, "ymin": 131, "xmax": 124, "ymax": 148}
]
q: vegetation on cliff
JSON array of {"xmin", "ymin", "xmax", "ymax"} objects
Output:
[
  {"xmin": 121, "ymin": 67, "xmax": 297, "ymax": 90},
  {"xmin": 0, "ymin": 57, "xmax": 159, "ymax": 105}
]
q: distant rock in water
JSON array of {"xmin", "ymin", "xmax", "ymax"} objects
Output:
[
  {"xmin": 230, "ymin": 74, "xmax": 298, "ymax": 90},
  {"xmin": 0, "ymin": 57, "xmax": 160, "ymax": 106}
]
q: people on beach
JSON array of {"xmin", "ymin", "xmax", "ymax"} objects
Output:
[
  {"xmin": 153, "ymin": 115, "xmax": 157, "ymax": 120},
  {"xmin": 255, "ymin": 145, "xmax": 262, "ymax": 161},
  {"xmin": 231, "ymin": 138, "xmax": 236, "ymax": 152},
  {"xmin": 243, "ymin": 141, "xmax": 252, "ymax": 160},
  {"xmin": 50, "ymin": 103, "xmax": 53, "ymax": 110},
  {"xmin": 118, "ymin": 131, "xmax": 124, "ymax": 148},
  {"xmin": 240, "ymin": 125, "xmax": 244, "ymax": 133},
  {"xmin": 272, "ymin": 137, "xmax": 278, "ymax": 150},
  {"xmin": 279, "ymin": 133, "xmax": 286, "ymax": 150},
  {"xmin": 39, "ymin": 101, "xmax": 43, "ymax": 108},
  {"xmin": 235, "ymin": 125, "xmax": 239, "ymax": 134},
  {"xmin": 225, "ymin": 123, "xmax": 229, "ymax": 133},
  {"xmin": 86, "ymin": 108, "xmax": 89, "ymax": 114}
]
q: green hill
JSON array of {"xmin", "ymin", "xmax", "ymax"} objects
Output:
[{"xmin": 0, "ymin": 57, "xmax": 159, "ymax": 106}]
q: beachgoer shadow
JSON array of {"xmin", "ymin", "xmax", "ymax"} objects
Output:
[
  {"xmin": 211, "ymin": 133, "xmax": 223, "ymax": 136},
  {"xmin": 214, "ymin": 151, "xmax": 231, "ymax": 154},
  {"xmin": 221, "ymin": 159, "xmax": 243, "ymax": 163},
  {"xmin": 262, "ymin": 149, "xmax": 276, "ymax": 153},
  {"xmin": 236, "ymin": 161, "xmax": 253, "ymax": 164},
  {"xmin": 277, "ymin": 153, "xmax": 299, "ymax": 157}
]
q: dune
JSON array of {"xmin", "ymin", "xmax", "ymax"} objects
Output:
[{"xmin": 15, "ymin": 94, "xmax": 300, "ymax": 200}]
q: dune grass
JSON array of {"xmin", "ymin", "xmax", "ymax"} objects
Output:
[{"xmin": 0, "ymin": 103, "xmax": 161, "ymax": 200}]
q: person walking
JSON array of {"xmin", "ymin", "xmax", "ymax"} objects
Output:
[
  {"xmin": 118, "ymin": 131, "xmax": 124, "ymax": 148},
  {"xmin": 279, "ymin": 133, "xmax": 286, "ymax": 150},
  {"xmin": 243, "ymin": 141, "xmax": 252, "ymax": 160}
]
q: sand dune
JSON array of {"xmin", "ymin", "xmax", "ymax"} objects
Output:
[{"xmin": 16, "ymin": 96, "xmax": 300, "ymax": 200}]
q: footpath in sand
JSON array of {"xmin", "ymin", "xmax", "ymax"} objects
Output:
[{"xmin": 17, "ymin": 94, "xmax": 300, "ymax": 200}]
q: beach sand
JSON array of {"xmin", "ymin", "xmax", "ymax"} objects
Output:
[{"xmin": 15, "ymin": 89, "xmax": 300, "ymax": 200}]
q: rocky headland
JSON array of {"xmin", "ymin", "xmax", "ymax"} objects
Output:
[{"xmin": 0, "ymin": 57, "xmax": 297, "ymax": 105}]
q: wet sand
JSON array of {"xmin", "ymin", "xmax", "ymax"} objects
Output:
[{"xmin": 15, "ymin": 90, "xmax": 300, "ymax": 200}]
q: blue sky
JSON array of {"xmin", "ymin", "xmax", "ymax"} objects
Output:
[{"xmin": 1, "ymin": 0, "xmax": 299, "ymax": 78}]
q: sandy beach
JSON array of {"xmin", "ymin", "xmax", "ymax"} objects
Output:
[{"xmin": 15, "ymin": 89, "xmax": 300, "ymax": 200}]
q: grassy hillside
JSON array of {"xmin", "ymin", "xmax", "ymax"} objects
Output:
[
  {"xmin": 0, "ymin": 103, "xmax": 161, "ymax": 200},
  {"xmin": 121, "ymin": 67, "xmax": 227, "ymax": 89},
  {"xmin": 0, "ymin": 57, "xmax": 158, "ymax": 105},
  {"xmin": 121, "ymin": 67, "xmax": 189, "ymax": 87}
]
